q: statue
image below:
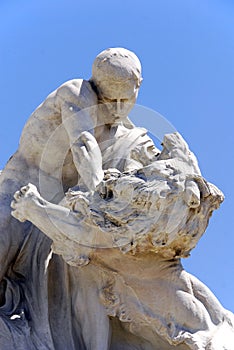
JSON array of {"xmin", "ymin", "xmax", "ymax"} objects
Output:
[{"xmin": 1, "ymin": 48, "xmax": 234, "ymax": 349}]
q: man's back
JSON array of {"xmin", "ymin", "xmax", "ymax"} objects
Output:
[{"xmin": 0, "ymin": 78, "xmax": 97, "ymax": 288}]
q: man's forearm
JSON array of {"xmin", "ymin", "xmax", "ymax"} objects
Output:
[{"xmin": 12, "ymin": 192, "xmax": 111, "ymax": 249}]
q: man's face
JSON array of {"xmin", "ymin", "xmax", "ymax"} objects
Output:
[{"xmin": 96, "ymin": 80, "xmax": 139, "ymax": 125}]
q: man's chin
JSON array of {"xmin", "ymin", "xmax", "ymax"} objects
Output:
[
  {"xmin": 112, "ymin": 114, "xmax": 128, "ymax": 120},
  {"xmin": 111, "ymin": 117, "xmax": 129, "ymax": 126}
]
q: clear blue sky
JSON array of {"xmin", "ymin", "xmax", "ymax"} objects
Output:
[{"xmin": 1, "ymin": 0, "xmax": 234, "ymax": 312}]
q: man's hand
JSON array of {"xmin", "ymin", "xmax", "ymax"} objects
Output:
[
  {"xmin": 11, "ymin": 183, "xmax": 43, "ymax": 222},
  {"xmin": 76, "ymin": 131, "xmax": 104, "ymax": 191}
]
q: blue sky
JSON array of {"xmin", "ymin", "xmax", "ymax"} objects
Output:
[{"xmin": 1, "ymin": 0, "xmax": 234, "ymax": 312}]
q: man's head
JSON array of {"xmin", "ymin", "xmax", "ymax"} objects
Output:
[{"xmin": 91, "ymin": 48, "xmax": 143, "ymax": 125}]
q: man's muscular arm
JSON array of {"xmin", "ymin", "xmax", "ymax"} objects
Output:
[
  {"xmin": 56, "ymin": 80, "xmax": 103, "ymax": 190},
  {"xmin": 11, "ymin": 183, "xmax": 111, "ymax": 249}
]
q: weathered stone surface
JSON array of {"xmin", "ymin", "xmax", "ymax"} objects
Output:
[
  {"xmin": 0, "ymin": 48, "xmax": 233, "ymax": 349},
  {"xmin": 11, "ymin": 130, "xmax": 234, "ymax": 350}
]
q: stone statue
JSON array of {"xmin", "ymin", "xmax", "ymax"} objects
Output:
[{"xmin": 1, "ymin": 48, "xmax": 234, "ymax": 349}]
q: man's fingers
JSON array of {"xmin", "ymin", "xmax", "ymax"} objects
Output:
[
  {"xmin": 13, "ymin": 185, "xmax": 31, "ymax": 201},
  {"xmin": 10, "ymin": 200, "xmax": 17, "ymax": 209},
  {"xmin": 76, "ymin": 132, "xmax": 100, "ymax": 155},
  {"xmin": 11, "ymin": 210, "xmax": 26, "ymax": 222},
  {"xmin": 78, "ymin": 145, "xmax": 89, "ymax": 160},
  {"xmin": 21, "ymin": 185, "xmax": 29, "ymax": 194},
  {"xmin": 13, "ymin": 190, "xmax": 22, "ymax": 200},
  {"xmin": 80, "ymin": 131, "xmax": 98, "ymax": 152}
]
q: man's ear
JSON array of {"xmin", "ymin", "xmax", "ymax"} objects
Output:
[{"xmin": 137, "ymin": 77, "xmax": 143, "ymax": 88}]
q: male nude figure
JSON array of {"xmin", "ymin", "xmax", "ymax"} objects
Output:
[
  {"xmin": 0, "ymin": 48, "xmax": 159, "ymax": 349},
  {"xmin": 10, "ymin": 134, "xmax": 234, "ymax": 350}
]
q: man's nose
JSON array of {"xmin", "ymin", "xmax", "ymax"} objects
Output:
[{"xmin": 116, "ymin": 100, "xmax": 124, "ymax": 114}]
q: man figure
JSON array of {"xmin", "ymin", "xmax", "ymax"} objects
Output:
[{"xmin": 0, "ymin": 48, "xmax": 159, "ymax": 349}]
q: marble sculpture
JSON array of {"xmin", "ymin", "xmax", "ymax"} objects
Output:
[{"xmin": 0, "ymin": 47, "xmax": 233, "ymax": 349}]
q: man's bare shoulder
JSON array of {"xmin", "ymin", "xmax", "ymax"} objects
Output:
[{"xmin": 56, "ymin": 79, "xmax": 98, "ymax": 107}]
